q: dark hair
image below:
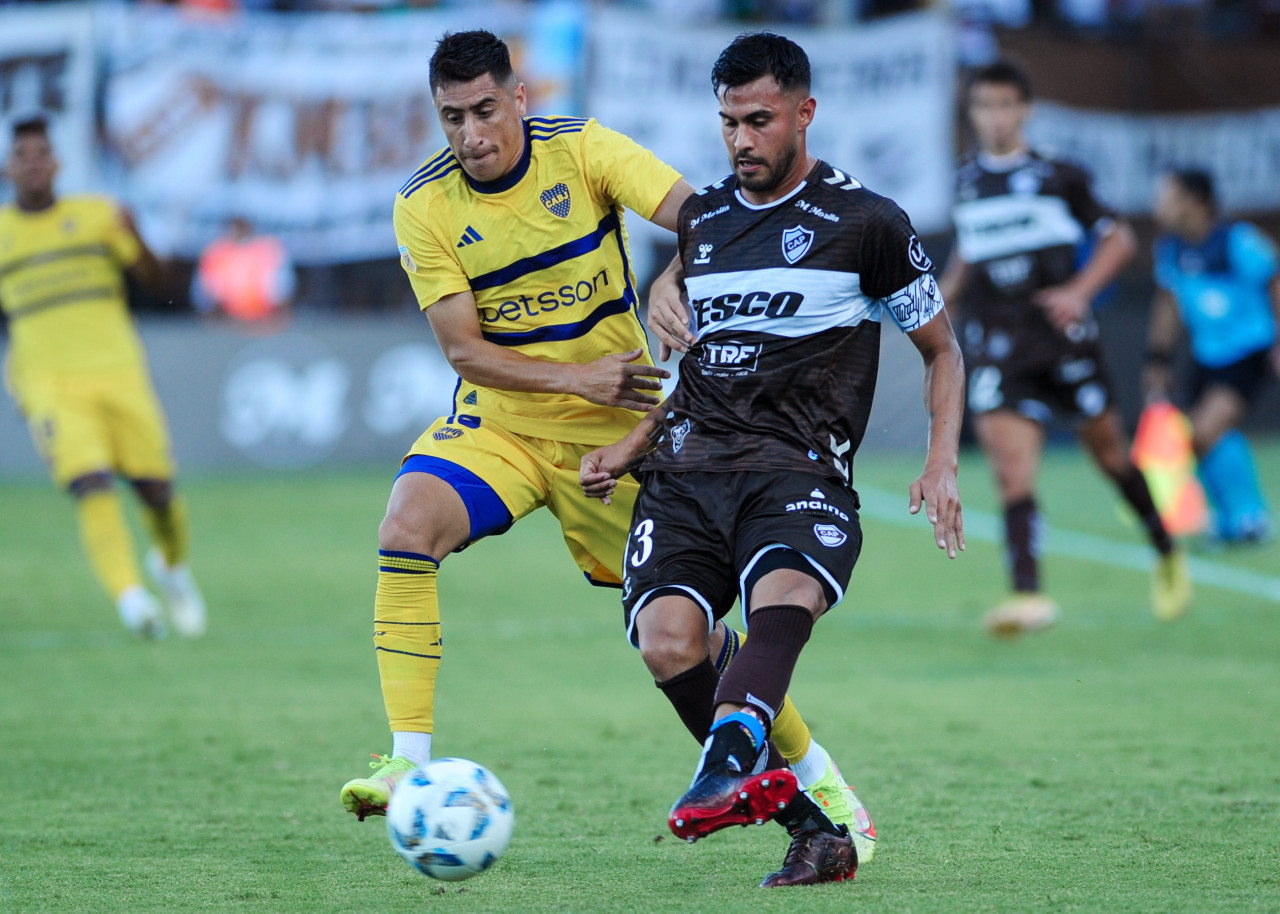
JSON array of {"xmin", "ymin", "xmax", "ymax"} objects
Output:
[
  {"xmin": 11, "ymin": 116, "xmax": 50, "ymax": 141},
  {"xmin": 429, "ymin": 30, "xmax": 514, "ymax": 93},
  {"xmin": 968, "ymin": 61, "xmax": 1033, "ymax": 102},
  {"xmin": 711, "ymin": 31, "xmax": 811, "ymax": 96},
  {"xmin": 1167, "ymin": 167, "xmax": 1216, "ymax": 210}
]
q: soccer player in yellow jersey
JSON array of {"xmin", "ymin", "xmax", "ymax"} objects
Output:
[
  {"xmin": 0, "ymin": 117, "xmax": 205, "ymax": 639},
  {"xmin": 341, "ymin": 30, "xmax": 877, "ymax": 862}
]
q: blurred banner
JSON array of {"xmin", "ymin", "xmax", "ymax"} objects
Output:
[
  {"xmin": 1027, "ymin": 102, "xmax": 1280, "ymax": 216},
  {"xmin": 0, "ymin": 316, "xmax": 929, "ymax": 476},
  {"xmin": 585, "ymin": 8, "xmax": 956, "ymax": 234},
  {"xmin": 98, "ymin": 4, "xmax": 578, "ymax": 266},
  {"xmin": 0, "ymin": 5, "xmax": 96, "ymax": 198}
]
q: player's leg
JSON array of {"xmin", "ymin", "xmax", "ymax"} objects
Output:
[
  {"xmin": 550, "ymin": 448, "xmax": 813, "ymax": 763},
  {"xmin": 551, "ymin": 448, "xmax": 866, "ymax": 841},
  {"xmin": 69, "ymin": 472, "xmax": 164, "ymax": 638},
  {"xmin": 109, "ymin": 372, "xmax": 204, "ymax": 636},
  {"xmin": 709, "ymin": 616, "xmax": 875, "ymax": 860},
  {"xmin": 973, "ymin": 408, "xmax": 1058, "ymax": 635},
  {"xmin": 24, "ymin": 384, "xmax": 162, "ymax": 636},
  {"xmin": 1076, "ymin": 408, "xmax": 1190, "ymax": 620},
  {"xmin": 131, "ymin": 478, "xmax": 205, "ymax": 638},
  {"xmin": 343, "ymin": 419, "xmax": 541, "ymax": 819},
  {"xmin": 674, "ymin": 472, "xmax": 862, "ymax": 885},
  {"xmin": 699, "ymin": 558, "xmax": 856, "ymax": 886},
  {"xmin": 1190, "ymin": 379, "xmax": 1269, "ymax": 544}
]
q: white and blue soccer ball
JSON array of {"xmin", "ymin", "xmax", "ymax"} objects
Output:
[{"xmin": 386, "ymin": 757, "xmax": 514, "ymax": 882}]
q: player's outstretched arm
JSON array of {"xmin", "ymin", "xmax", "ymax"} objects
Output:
[
  {"xmin": 1034, "ymin": 220, "xmax": 1137, "ymax": 333},
  {"xmin": 647, "ymin": 179, "xmax": 698, "ymax": 233},
  {"xmin": 580, "ymin": 410, "xmax": 665, "ymax": 505},
  {"xmin": 906, "ymin": 312, "xmax": 966, "ymax": 559},
  {"xmin": 648, "ymin": 253, "xmax": 696, "ymax": 360},
  {"xmin": 119, "ymin": 206, "xmax": 163, "ymax": 291},
  {"xmin": 425, "ymin": 290, "xmax": 670, "ymax": 411}
]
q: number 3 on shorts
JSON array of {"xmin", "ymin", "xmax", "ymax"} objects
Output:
[{"xmin": 629, "ymin": 518, "xmax": 654, "ymax": 567}]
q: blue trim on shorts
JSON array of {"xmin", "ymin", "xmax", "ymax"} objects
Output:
[
  {"xmin": 584, "ymin": 571, "xmax": 624, "ymax": 589},
  {"xmin": 396, "ymin": 455, "xmax": 514, "ymax": 542}
]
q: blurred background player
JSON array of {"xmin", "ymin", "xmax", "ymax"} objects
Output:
[
  {"xmin": 1146, "ymin": 168, "xmax": 1280, "ymax": 545},
  {"xmin": 0, "ymin": 117, "xmax": 205, "ymax": 639},
  {"xmin": 191, "ymin": 216, "xmax": 296, "ymax": 325},
  {"xmin": 939, "ymin": 62, "xmax": 1192, "ymax": 634},
  {"xmin": 341, "ymin": 30, "xmax": 874, "ymax": 860}
]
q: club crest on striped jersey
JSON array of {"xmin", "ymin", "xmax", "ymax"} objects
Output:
[
  {"xmin": 540, "ymin": 183, "xmax": 572, "ymax": 218},
  {"xmin": 782, "ymin": 225, "xmax": 814, "ymax": 264},
  {"xmin": 814, "ymin": 523, "xmax": 847, "ymax": 547}
]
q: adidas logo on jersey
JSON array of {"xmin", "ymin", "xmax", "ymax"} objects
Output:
[
  {"xmin": 463, "ymin": 390, "xmax": 478, "ymax": 406},
  {"xmin": 457, "ymin": 226, "xmax": 484, "ymax": 247}
]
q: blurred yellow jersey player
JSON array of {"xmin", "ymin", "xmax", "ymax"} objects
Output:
[
  {"xmin": 0, "ymin": 116, "xmax": 205, "ymax": 639},
  {"xmin": 342, "ymin": 31, "xmax": 877, "ymax": 868}
]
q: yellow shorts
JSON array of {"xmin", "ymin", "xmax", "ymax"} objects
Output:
[
  {"xmin": 15, "ymin": 371, "xmax": 175, "ymax": 488},
  {"xmin": 402, "ymin": 416, "xmax": 638, "ymax": 587}
]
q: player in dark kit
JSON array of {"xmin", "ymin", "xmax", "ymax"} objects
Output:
[
  {"xmin": 582, "ymin": 33, "xmax": 965, "ymax": 887},
  {"xmin": 938, "ymin": 61, "xmax": 1191, "ymax": 634}
]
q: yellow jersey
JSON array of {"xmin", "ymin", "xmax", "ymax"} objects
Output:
[
  {"xmin": 393, "ymin": 116, "xmax": 681, "ymax": 445},
  {"xmin": 0, "ymin": 195, "xmax": 145, "ymax": 390}
]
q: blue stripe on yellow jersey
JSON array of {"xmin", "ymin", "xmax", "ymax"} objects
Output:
[
  {"xmin": 399, "ymin": 148, "xmax": 455, "ymax": 193},
  {"xmin": 392, "ymin": 116, "xmax": 681, "ymax": 445}
]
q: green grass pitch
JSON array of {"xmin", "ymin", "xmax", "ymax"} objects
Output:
[{"xmin": 1, "ymin": 445, "xmax": 1278, "ymax": 913}]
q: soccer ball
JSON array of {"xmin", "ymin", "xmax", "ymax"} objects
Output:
[{"xmin": 386, "ymin": 758, "xmax": 514, "ymax": 881}]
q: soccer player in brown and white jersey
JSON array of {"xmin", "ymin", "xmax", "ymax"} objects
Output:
[
  {"xmin": 581, "ymin": 32, "xmax": 965, "ymax": 886},
  {"xmin": 938, "ymin": 61, "xmax": 1192, "ymax": 634}
]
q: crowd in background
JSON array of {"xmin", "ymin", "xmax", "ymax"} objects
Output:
[{"xmin": 1, "ymin": 0, "xmax": 1277, "ymax": 35}]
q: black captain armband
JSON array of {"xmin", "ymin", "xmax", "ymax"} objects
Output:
[{"xmin": 1144, "ymin": 349, "xmax": 1174, "ymax": 367}]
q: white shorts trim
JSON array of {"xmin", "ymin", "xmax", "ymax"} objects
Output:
[
  {"xmin": 737, "ymin": 543, "xmax": 845, "ymax": 631},
  {"xmin": 626, "ymin": 584, "xmax": 715, "ymax": 648}
]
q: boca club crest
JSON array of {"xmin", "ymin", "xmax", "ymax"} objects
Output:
[
  {"xmin": 540, "ymin": 183, "xmax": 572, "ymax": 218},
  {"xmin": 782, "ymin": 225, "xmax": 814, "ymax": 264}
]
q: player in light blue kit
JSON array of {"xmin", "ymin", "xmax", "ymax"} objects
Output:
[{"xmin": 1145, "ymin": 168, "xmax": 1280, "ymax": 544}]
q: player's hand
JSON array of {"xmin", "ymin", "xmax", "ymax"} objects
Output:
[
  {"xmin": 648, "ymin": 275, "xmax": 696, "ymax": 361},
  {"xmin": 1033, "ymin": 284, "xmax": 1089, "ymax": 334},
  {"xmin": 580, "ymin": 443, "xmax": 636, "ymax": 505},
  {"xmin": 909, "ymin": 464, "xmax": 964, "ymax": 559},
  {"xmin": 573, "ymin": 349, "xmax": 670, "ymax": 411}
]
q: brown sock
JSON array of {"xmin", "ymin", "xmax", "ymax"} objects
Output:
[
  {"xmin": 1005, "ymin": 497, "xmax": 1041, "ymax": 592},
  {"xmin": 715, "ymin": 605, "xmax": 814, "ymax": 721},
  {"xmin": 1116, "ymin": 464, "xmax": 1174, "ymax": 556}
]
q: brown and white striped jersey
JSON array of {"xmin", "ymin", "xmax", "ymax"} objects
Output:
[{"xmin": 642, "ymin": 160, "xmax": 944, "ymax": 485}]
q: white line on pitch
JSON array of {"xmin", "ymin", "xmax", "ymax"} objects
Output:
[{"xmin": 856, "ymin": 484, "xmax": 1280, "ymax": 604}]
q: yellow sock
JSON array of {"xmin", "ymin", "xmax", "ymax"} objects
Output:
[
  {"xmin": 76, "ymin": 489, "xmax": 143, "ymax": 601},
  {"xmin": 771, "ymin": 695, "xmax": 813, "ymax": 765},
  {"xmin": 717, "ymin": 626, "xmax": 813, "ymax": 764},
  {"xmin": 142, "ymin": 494, "xmax": 189, "ymax": 567},
  {"xmin": 375, "ymin": 550, "xmax": 442, "ymax": 733}
]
